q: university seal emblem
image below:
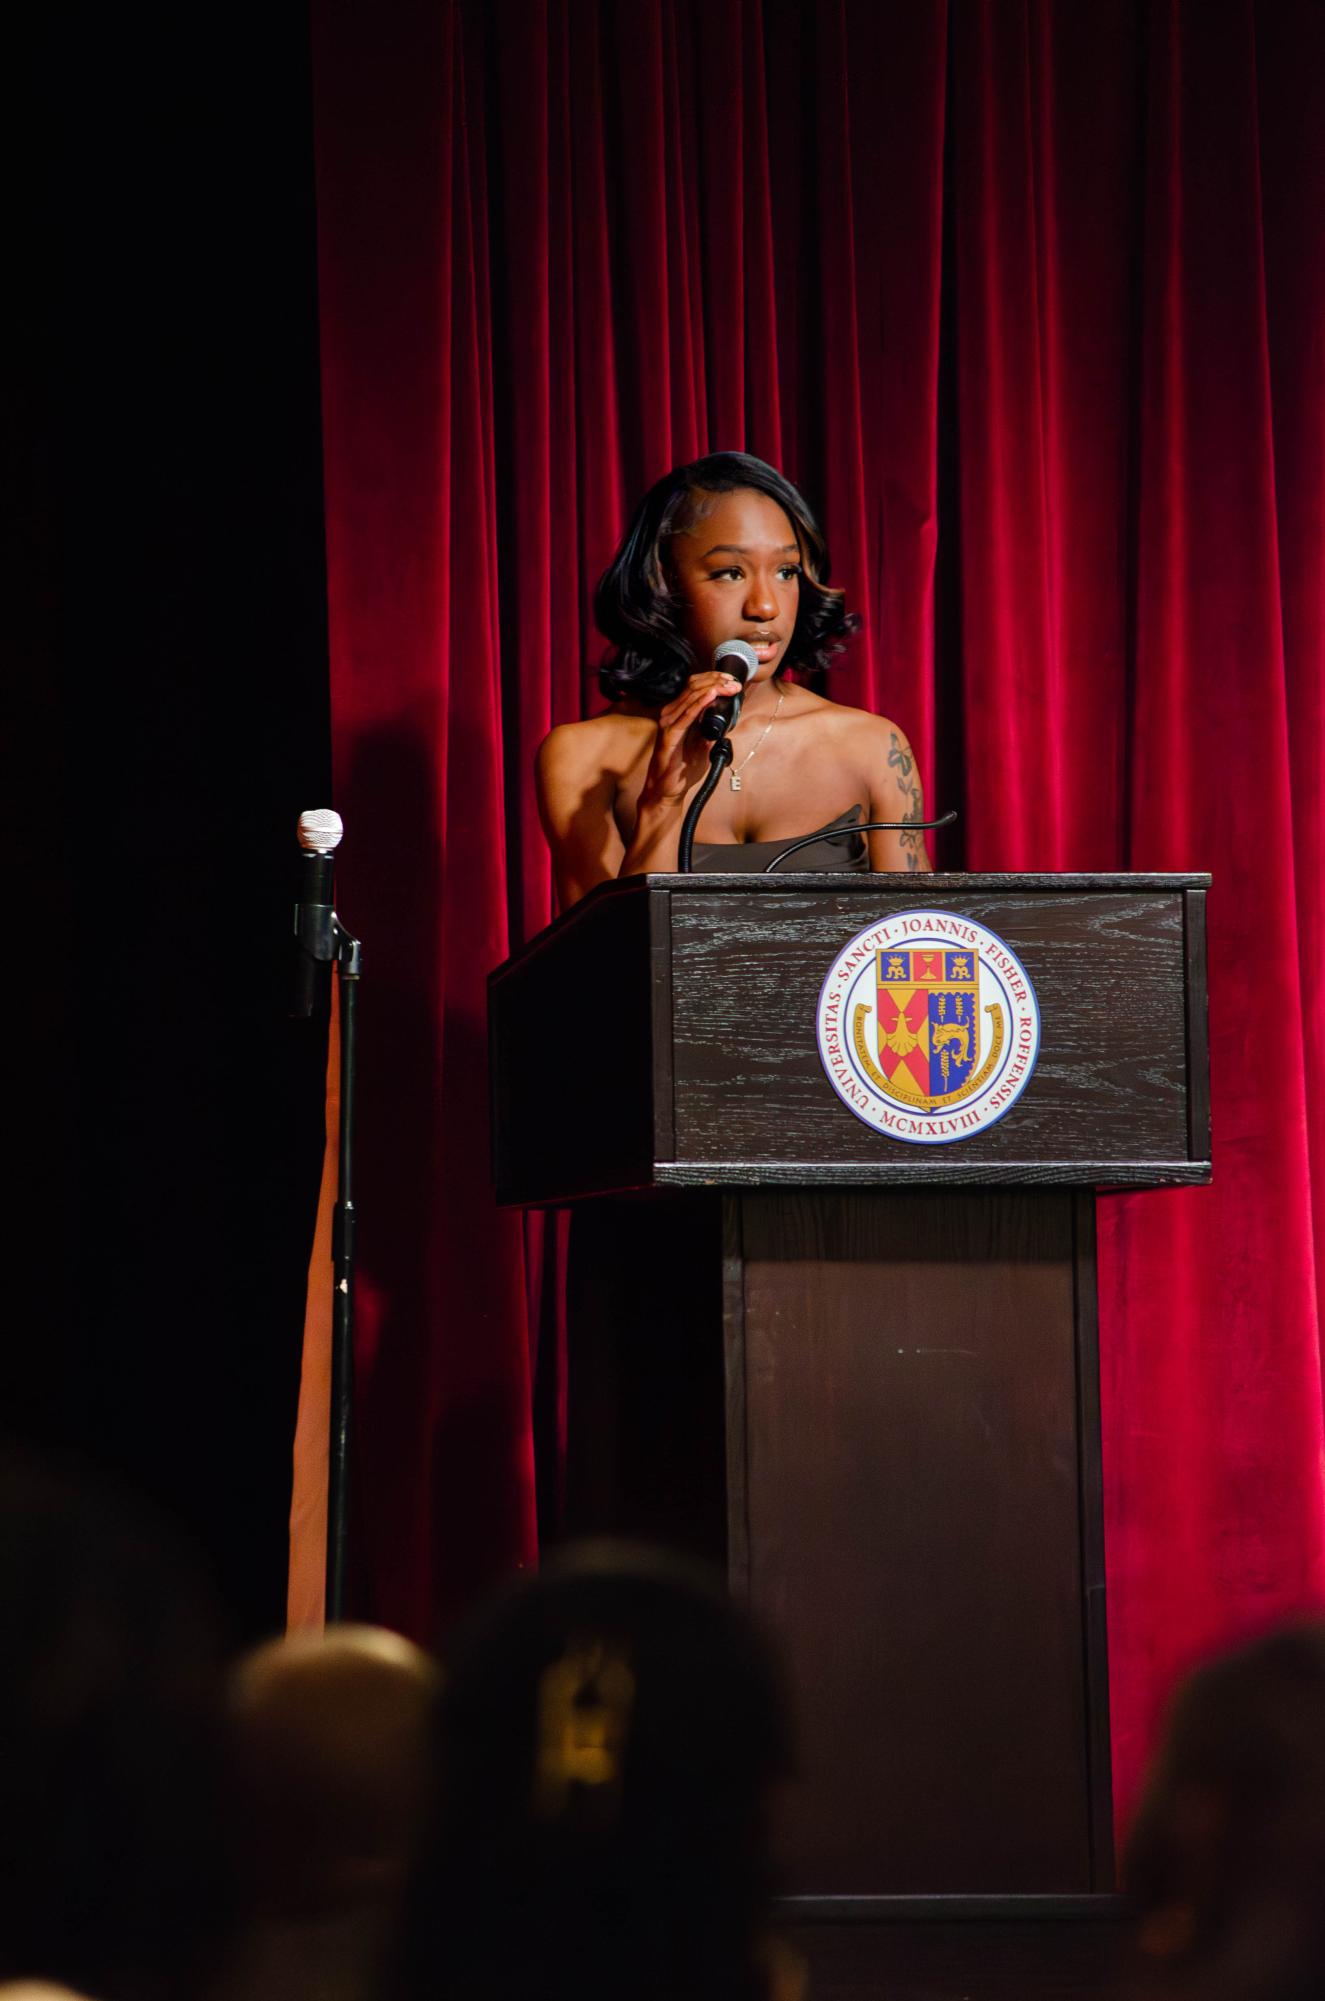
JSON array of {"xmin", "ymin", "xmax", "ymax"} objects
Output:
[{"xmin": 815, "ymin": 911, "xmax": 1040, "ymax": 1144}]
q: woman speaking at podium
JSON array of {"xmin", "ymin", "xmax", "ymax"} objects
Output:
[{"xmin": 536, "ymin": 452, "xmax": 932, "ymax": 909}]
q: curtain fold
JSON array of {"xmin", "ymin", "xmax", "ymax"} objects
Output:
[
  {"xmin": 313, "ymin": 2, "xmax": 539, "ymax": 1637},
  {"xmin": 1096, "ymin": 0, "xmax": 1325, "ymax": 1810},
  {"xmin": 311, "ymin": 0, "xmax": 1324, "ymax": 1823}
]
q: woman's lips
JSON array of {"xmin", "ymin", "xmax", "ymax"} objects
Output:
[{"xmin": 749, "ymin": 637, "xmax": 781, "ymax": 661}]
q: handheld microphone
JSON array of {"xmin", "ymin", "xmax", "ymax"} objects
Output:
[
  {"xmin": 291, "ymin": 808, "xmax": 344, "ymax": 1019},
  {"xmin": 699, "ymin": 639, "xmax": 760, "ymax": 739}
]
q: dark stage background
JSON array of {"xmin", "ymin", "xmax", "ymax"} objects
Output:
[
  {"xmin": 15, "ymin": 6, "xmax": 332, "ymax": 1637},
  {"xmin": 311, "ymin": 0, "xmax": 1324, "ymax": 1834}
]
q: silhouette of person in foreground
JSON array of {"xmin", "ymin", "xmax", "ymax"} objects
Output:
[
  {"xmin": 388, "ymin": 1543, "xmax": 802, "ymax": 2001},
  {"xmin": 0, "ymin": 1453, "xmax": 233, "ymax": 2001},
  {"xmin": 1125, "ymin": 1619, "xmax": 1325, "ymax": 2001},
  {"xmin": 223, "ymin": 1625, "xmax": 439, "ymax": 2001}
]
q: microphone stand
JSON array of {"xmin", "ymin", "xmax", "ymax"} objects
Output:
[
  {"xmin": 677, "ymin": 681, "xmax": 746, "ymax": 873},
  {"xmin": 326, "ymin": 917, "xmax": 361, "ymax": 1623},
  {"xmin": 677, "ymin": 737, "xmax": 735, "ymax": 872},
  {"xmin": 292, "ymin": 823, "xmax": 362, "ymax": 1623}
]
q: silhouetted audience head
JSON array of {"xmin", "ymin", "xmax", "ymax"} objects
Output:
[
  {"xmin": 1125, "ymin": 1618, "xmax": 1325, "ymax": 2001},
  {"xmin": 230, "ymin": 1624, "xmax": 439, "ymax": 1916},
  {"xmin": 0, "ymin": 1986, "xmax": 96, "ymax": 2001},
  {"xmin": 390, "ymin": 1544, "xmax": 796, "ymax": 2001},
  {"xmin": 0, "ymin": 1452, "xmax": 233, "ymax": 2001}
]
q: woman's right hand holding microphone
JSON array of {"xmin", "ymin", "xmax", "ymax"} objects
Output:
[{"xmin": 639, "ymin": 670, "xmax": 743, "ymax": 806}]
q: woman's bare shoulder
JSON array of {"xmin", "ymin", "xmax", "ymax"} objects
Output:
[
  {"xmin": 808, "ymin": 694, "xmax": 918, "ymax": 759},
  {"xmin": 537, "ymin": 707, "xmax": 653, "ymax": 779}
]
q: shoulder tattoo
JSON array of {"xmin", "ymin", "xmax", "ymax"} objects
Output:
[{"xmin": 888, "ymin": 731, "xmax": 924, "ymax": 873}]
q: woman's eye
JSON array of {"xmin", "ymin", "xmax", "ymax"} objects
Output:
[{"xmin": 705, "ymin": 563, "xmax": 799, "ymax": 582}]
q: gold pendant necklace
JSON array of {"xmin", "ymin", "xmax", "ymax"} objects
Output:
[{"xmin": 729, "ymin": 690, "xmax": 785, "ymax": 792}]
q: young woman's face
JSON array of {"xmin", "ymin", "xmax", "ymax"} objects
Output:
[{"xmin": 668, "ymin": 487, "xmax": 802, "ymax": 684}]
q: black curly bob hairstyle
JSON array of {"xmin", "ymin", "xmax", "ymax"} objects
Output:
[{"xmin": 595, "ymin": 452, "xmax": 860, "ymax": 708}]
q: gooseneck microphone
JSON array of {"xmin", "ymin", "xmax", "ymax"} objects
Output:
[
  {"xmin": 699, "ymin": 639, "xmax": 760, "ymax": 739},
  {"xmin": 679, "ymin": 641, "xmax": 761, "ymax": 870},
  {"xmin": 291, "ymin": 808, "xmax": 344, "ymax": 1019}
]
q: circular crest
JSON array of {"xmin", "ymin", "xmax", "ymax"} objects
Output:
[{"xmin": 816, "ymin": 910, "xmax": 1041, "ymax": 1144}]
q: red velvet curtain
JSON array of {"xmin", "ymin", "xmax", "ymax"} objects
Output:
[{"xmin": 311, "ymin": 0, "xmax": 1324, "ymax": 1826}]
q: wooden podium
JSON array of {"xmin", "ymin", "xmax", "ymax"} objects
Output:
[{"xmin": 490, "ymin": 873, "xmax": 1210, "ymax": 1955}]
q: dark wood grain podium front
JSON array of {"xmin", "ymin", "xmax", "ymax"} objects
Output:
[{"xmin": 490, "ymin": 873, "xmax": 1210, "ymax": 1966}]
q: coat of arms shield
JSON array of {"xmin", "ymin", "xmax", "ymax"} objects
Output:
[{"xmin": 875, "ymin": 948, "xmax": 981, "ymax": 1106}]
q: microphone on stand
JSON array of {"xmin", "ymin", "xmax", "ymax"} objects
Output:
[
  {"xmin": 288, "ymin": 806, "xmax": 362, "ymax": 1621},
  {"xmin": 679, "ymin": 642, "xmax": 762, "ymax": 872},
  {"xmin": 699, "ymin": 639, "xmax": 760, "ymax": 739},
  {"xmin": 291, "ymin": 808, "xmax": 344, "ymax": 1019}
]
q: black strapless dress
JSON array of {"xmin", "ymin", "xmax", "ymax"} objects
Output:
[{"xmin": 689, "ymin": 804, "xmax": 870, "ymax": 873}]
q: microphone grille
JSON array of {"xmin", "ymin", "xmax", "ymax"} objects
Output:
[
  {"xmin": 297, "ymin": 808, "xmax": 344, "ymax": 854},
  {"xmin": 714, "ymin": 639, "xmax": 759, "ymax": 683}
]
